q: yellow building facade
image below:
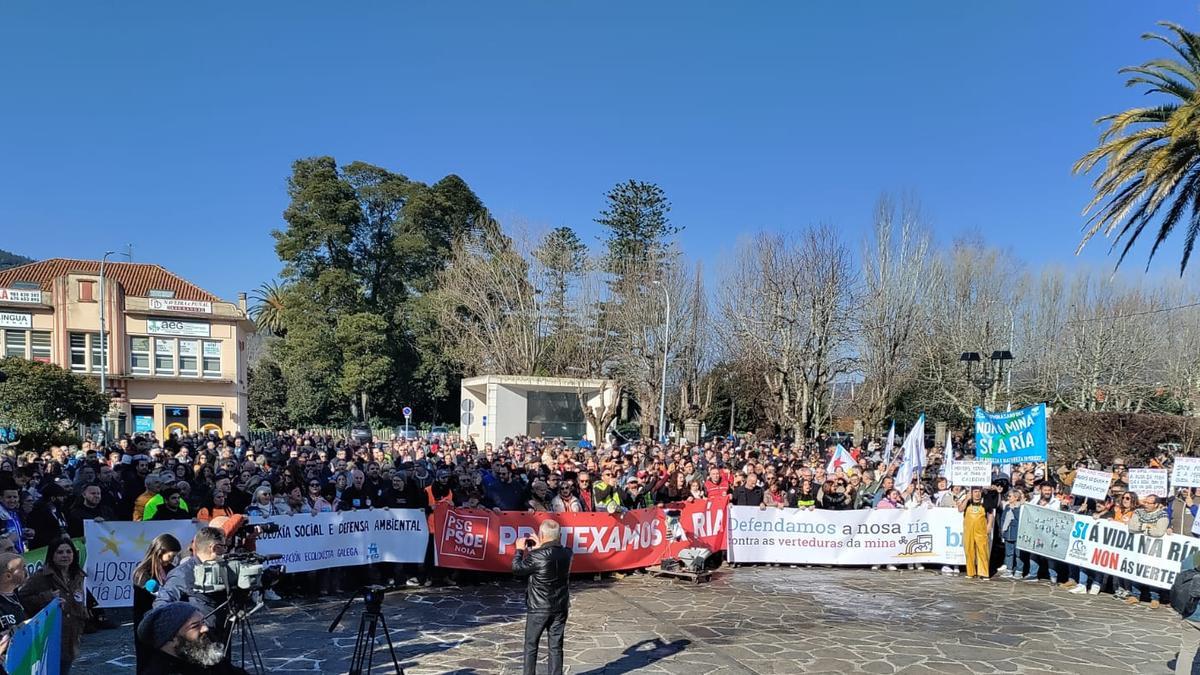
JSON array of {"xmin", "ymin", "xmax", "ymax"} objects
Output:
[{"xmin": 0, "ymin": 259, "xmax": 254, "ymax": 437}]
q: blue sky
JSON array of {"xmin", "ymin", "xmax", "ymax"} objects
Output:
[{"xmin": 0, "ymin": 2, "xmax": 1192, "ymax": 300}]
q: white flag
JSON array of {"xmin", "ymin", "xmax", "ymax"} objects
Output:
[
  {"xmin": 895, "ymin": 414, "xmax": 926, "ymax": 487},
  {"xmin": 936, "ymin": 427, "xmax": 955, "ymax": 480},
  {"xmin": 882, "ymin": 421, "xmax": 896, "ymax": 465}
]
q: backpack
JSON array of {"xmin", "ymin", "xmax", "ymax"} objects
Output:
[{"xmin": 1170, "ymin": 566, "xmax": 1200, "ymax": 618}]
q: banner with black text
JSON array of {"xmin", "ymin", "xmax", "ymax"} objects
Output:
[{"xmin": 251, "ymin": 508, "xmax": 428, "ymax": 572}]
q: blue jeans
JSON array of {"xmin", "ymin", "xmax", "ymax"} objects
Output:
[
  {"xmin": 1079, "ymin": 567, "xmax": 1107, "ymax": 589},
  {"xmin": 1003, "ymin": 541, "xmax": 1023, "ymax": 574},
  {"xmin": 1023, "ymin": 552, "xmax": 1058, "ymax": 581},
  {"xmin": 1131, "ymin": 583, "xmax": 1160, "ymax": 602}
]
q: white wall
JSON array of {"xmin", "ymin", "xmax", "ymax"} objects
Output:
[{"xmin": 491, "ymin": 383, "xmax": 527, "ymax": 446}]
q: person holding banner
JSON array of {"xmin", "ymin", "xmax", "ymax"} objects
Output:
[
  {"xmin": 1125, "ymin": 494, "xmax": 1169, "ymax": 608},
  {"xmin": 20, "ymin": 537, "xmax": 87, "ymax": 674},
  {"xmin": 958, "ymin": 487, "xmax": 994, "ymax": 580}
]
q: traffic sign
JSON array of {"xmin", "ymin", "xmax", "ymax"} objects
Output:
[
  {"xmin": 461, "ymin": 399, "xmax": 474, "ymax": 412},
  {"xmin": 461, "ymin": 412, "xmax": 473, "ymax": 426},
  {"xmin": 402, "ymin": 406, "xmax": 413, "ymax": 418}
]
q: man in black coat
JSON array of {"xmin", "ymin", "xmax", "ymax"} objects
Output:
[{"xmin": 512, "ymin": 519, "xmax": 573, "ymax": 675}]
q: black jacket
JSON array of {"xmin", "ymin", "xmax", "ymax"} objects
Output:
[{"xmin": 512, "ymin": 544, "xmax": 572, "ymax": 614}]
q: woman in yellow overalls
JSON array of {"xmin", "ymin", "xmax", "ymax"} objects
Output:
[{"xmin": 958, "ymin": 486, "xmax": 994, "ymax": 579}]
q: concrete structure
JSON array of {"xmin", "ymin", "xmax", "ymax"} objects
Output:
[
  {"xmin": 0, "ymin": 259, "xmax": 254, "ymax": 437},
  {"xmin": 459, "ymin": 375, "xmax": 619, "ymax": 447}
]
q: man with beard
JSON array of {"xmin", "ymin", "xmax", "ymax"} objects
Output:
[
  {"xmin": 154, "ymin": 528, "xmax": 229, "ymax": 638},
  {"xmin": 136, "ymin": 602, "xmax": 248, "ymax": 674},
  {"xmin": 68, "ymin": 483, "xmax": 112, "ymax": 537}
]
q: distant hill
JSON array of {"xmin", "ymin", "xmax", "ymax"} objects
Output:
[{"xmin": 0, "ymin": 249, "xmax": 33, "ymax": 272}]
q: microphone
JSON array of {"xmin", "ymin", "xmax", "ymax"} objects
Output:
[{"xmin": 144, "ymin": 579, "xmax": 159, "ymax": 593}]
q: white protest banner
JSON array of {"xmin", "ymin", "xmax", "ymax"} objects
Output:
[
  {"xmin": 1128, "ymin": 468, "xmax": 1169, "ymax": 497},
  {"xmin": 727, "ymin": 505, "xmax": 964, "ymax": 565},
  {"xmin": 950, "ymin": 460, "xmax": 992, "ymax": 487},
  {"xmin": 1070, "ymin": 468, "xmax": 1112, "ymax": 501},
  {"xmin": 252, "ymin": 508, "xmax": 428, "ymax": 572},
  {"xmin": 85, "ymin": 520, "xmax": 198, "ymax": 608},
  {"xmin": 1173, "ymin": 458, "xmax": 1200, "ymax": 489},
  {"xmin": 1017, "ymin": 504, "xmax": 1200, "ymax": 589}
]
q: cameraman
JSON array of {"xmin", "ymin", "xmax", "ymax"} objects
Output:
[
  {"xmin": 154, "ymin": 528, "xmax": 228, "ymax": 639},
  {"xmin": 512, "ymin": 520, "xmax": 572, "ymax": 675}
]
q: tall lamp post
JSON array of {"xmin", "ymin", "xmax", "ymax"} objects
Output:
[
  {"xmin": 98, "ymin": 251, "xmax": 116, "ymax": 443},
  {"xmin": 959, "ymin": 350, "xmax": 1014, "ymax": 412},
  {"xmin": 653, "ymin": 279, "xmax": 671, "ymax": 444}
]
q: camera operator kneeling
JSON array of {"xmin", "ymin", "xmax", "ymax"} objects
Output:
[
  {"xmin": 136, "ymin": 601, "xmax": 248, "ymax": 675},
  {"xmin": 153, "ymin": 527, "xmax": 228, "ymax": 639}
]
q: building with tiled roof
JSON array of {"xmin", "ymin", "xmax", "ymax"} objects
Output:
[{"xmin": 0, "ymin": 258, "xmax": 255, "ymax": 437}]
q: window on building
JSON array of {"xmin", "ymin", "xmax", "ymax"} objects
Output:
[
  {"xmin": 526, "ymin": 391, "xmax": 587, "ymax": 440},
  {"xmin": 154, "ymin": 338, "xmax": 176, "ymax": 375},
  {"xmin": 198, "ymin": 407, "xmax": 223, "ymax": 434},
  {"xmin": 79, "ymin": 280, "xmax": 95, "ymax": 302},
  {"xmin": 131, "ymin": 405, "xmax": 154, "ymax": 434},
  {"xmin": 3, "ymin": 331, "xmax": 26, "ymax": 358},
  {"xmin": 69, "ymin": 333, "xmax": 87, "ymax": 372},
  {"xmin": 130, "ymin": 336, "xmax": 151, "ymax": 375},
  {"xmin": 91, "ymin": 333, "xmax": 106, "ymax": 374},
  {"xmin": 202, "ymin": 341, "xmax": 221, "ymax": 378},
  {"xmin": 164, "ymin": 405, "xmax": 189, "ymax": 436},
  {"xmin": 30, "ymin": 331, "xmax": 50, "ymax": 363},
  {"xmin": 178, "ymin": 339, "xmax": 199, "ymax": 377}
]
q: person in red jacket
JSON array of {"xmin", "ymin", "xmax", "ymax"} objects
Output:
[{"xmin": 703, "ymin": 466, "xmax": 730, "ymax": 499}]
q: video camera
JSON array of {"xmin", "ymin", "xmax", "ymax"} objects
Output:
[{"xmin": 194, "ymin": 551, "xmax": 285, "ymax": 595}]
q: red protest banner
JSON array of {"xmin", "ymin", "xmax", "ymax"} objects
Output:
[{"xmin": 431, "ymin": 496, "xmax": 728, "ymax": 573}]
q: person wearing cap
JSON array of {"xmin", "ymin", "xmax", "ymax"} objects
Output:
[
  {"xmin": 27, "ymin": 481, "xmax": 70, "ymax": 550},
  {"xmin": 427, "ymin": 470, "xmax": 455, "ymax": 507},
  {"xmin": 136, "ymin": 601, "xmax": 247, "ymax": 674}
]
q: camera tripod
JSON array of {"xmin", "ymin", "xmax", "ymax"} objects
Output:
[
  {"xmin": 206, "ymin": 589, "xmax": 267, "ymax": 675},
  {"xmin": 328, "ymin": 585, "xmax": 405, "ymax": 675}
]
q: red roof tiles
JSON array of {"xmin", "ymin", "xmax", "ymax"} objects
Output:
[{"xmin": 0, "ymin": 258, "xmax": 222, "ymax": 303}]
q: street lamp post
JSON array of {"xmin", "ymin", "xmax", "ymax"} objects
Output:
[
  {"xmin": 653, "ymin": 280, "xmax": 671, "ymax": 445},
  {"xmin": 959, "ymin": 350, "xmax": 1014, "ymax": 412},
  {"xmin": 99, "ymin": 251, "xmax": 116, "ymax": 443}
]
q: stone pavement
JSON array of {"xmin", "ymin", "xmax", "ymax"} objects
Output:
[{"xmin": 78, "ymin": 567, "xmax": 1193, "ymax": 674}]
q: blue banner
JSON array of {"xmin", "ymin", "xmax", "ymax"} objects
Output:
[
  {"xmin": 6, "ymin": 598, "xmax": 61, "ymax": 675},
  {"xmin": 974, "ymin": 403, "xmax": 1048, "ymax": 464}
]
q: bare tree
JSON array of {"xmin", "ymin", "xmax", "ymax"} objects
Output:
[
  {"xmin": 434, "ymin": 216, "xmax": 550, "ymax": 376},
  {"xmin": 853, "ymin": 196, "xmax": 933, "ymax": 434},
  {"xmin": 719, "ymin": 226, "xmax": 855, "ymax": 439}
]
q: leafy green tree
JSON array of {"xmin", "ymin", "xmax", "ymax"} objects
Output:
[
  {"xmin": 596, "ymin": 180, "xmax": 678, "ymax": 268},
  {"xmin": 269, "ymin": 156, "xmax": 484, "ymax": 424},
  {"xmin": 1075, "ymin": 22, "xmax": 1200, "ymax": 272},
  {"xmin": 247, "ymin": 356, "xmax": 290, "ymax": 429},
  {"xmin": 533, "ymin": 227, "xmax": 588, "ymax": 374},
  {"xmin": 0, "ymin": 357, "xmax": 109, "ymax": 449}
]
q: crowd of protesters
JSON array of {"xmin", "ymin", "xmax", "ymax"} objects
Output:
[{"xmin": 0, "ymin": 426, "xmax": 1191, "ymax": 671}]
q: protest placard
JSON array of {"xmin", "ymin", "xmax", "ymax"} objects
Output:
[
  {"xmin": 84, "ymin": 520, "xmax": 198, "ymax": 608},
  {"xmin": 726, "ymin": 506, "xmax": 965, "ymax": 566},
  {"xmin": 975, "ymin": 404, "xmax": 1048, "ymax": 464},
  {"xmin": 1017, "ymin": 504, "xmax": 1200, "ymax": 589},
  {"xmin": 950, "ymin": 460, "xmax": 993, "ymax": 487},
  {"xmin": 1128, "ymin": 468, "xmax": 1169, "ymax": 497},
  {"xmin": 1173, "ymin": 458, "xmax": 1200, "ymax": 489},
  {"xmin": 1070, "ymin": 468, "xmax": 1112, "ymax": 500},
  {"xmin": 252, "ymin": 508, "xmax": 429, "ymax": 572}
]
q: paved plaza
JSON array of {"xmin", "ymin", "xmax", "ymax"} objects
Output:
[{"xmin": 79, "ymin": 567, "xmax": 1193, "ymax": 674}]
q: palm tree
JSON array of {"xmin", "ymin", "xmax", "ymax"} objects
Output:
[
  {"xmin": 249, "ymin": 280, "xmax": 288, "ymax": 336},
  {"xmin": 1074, "ymin": 22, "xmax": 1200, "ymax": 273}
]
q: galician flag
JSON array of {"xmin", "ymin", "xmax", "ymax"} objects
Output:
[
  {"xmin": 894, "ymin": 414, "xmax": 926, "ymax": 487},
  {"xmin": 826, "ymin": 444, "xmax": 856, "ymax": 474},
  {"xmin": 882, "ymin": 421, "xmax": 896, "ymax": 465},
  {"xmin": 941, "ymin": 429, "xmax": 954, "ymax": 479}
]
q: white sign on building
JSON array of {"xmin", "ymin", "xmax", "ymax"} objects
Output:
[
  {"xmin": 147, "ymin": 318, "xmax": 211, "ymax": 337},
  {"xmin": 0, "ymin": 288, "xmax": 42, "ymax": 304},
  {"xmin": 148, "ymin": 298, "xmax": 212, "ymax": 314},
  {"xmin": 0, "ymin": 312, "xmax": 32, "ymax": 329}
]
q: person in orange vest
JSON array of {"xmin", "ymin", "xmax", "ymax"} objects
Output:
[{"xmin": 426, "ymin": 470, "xmax": 455, "ymax": 507}]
